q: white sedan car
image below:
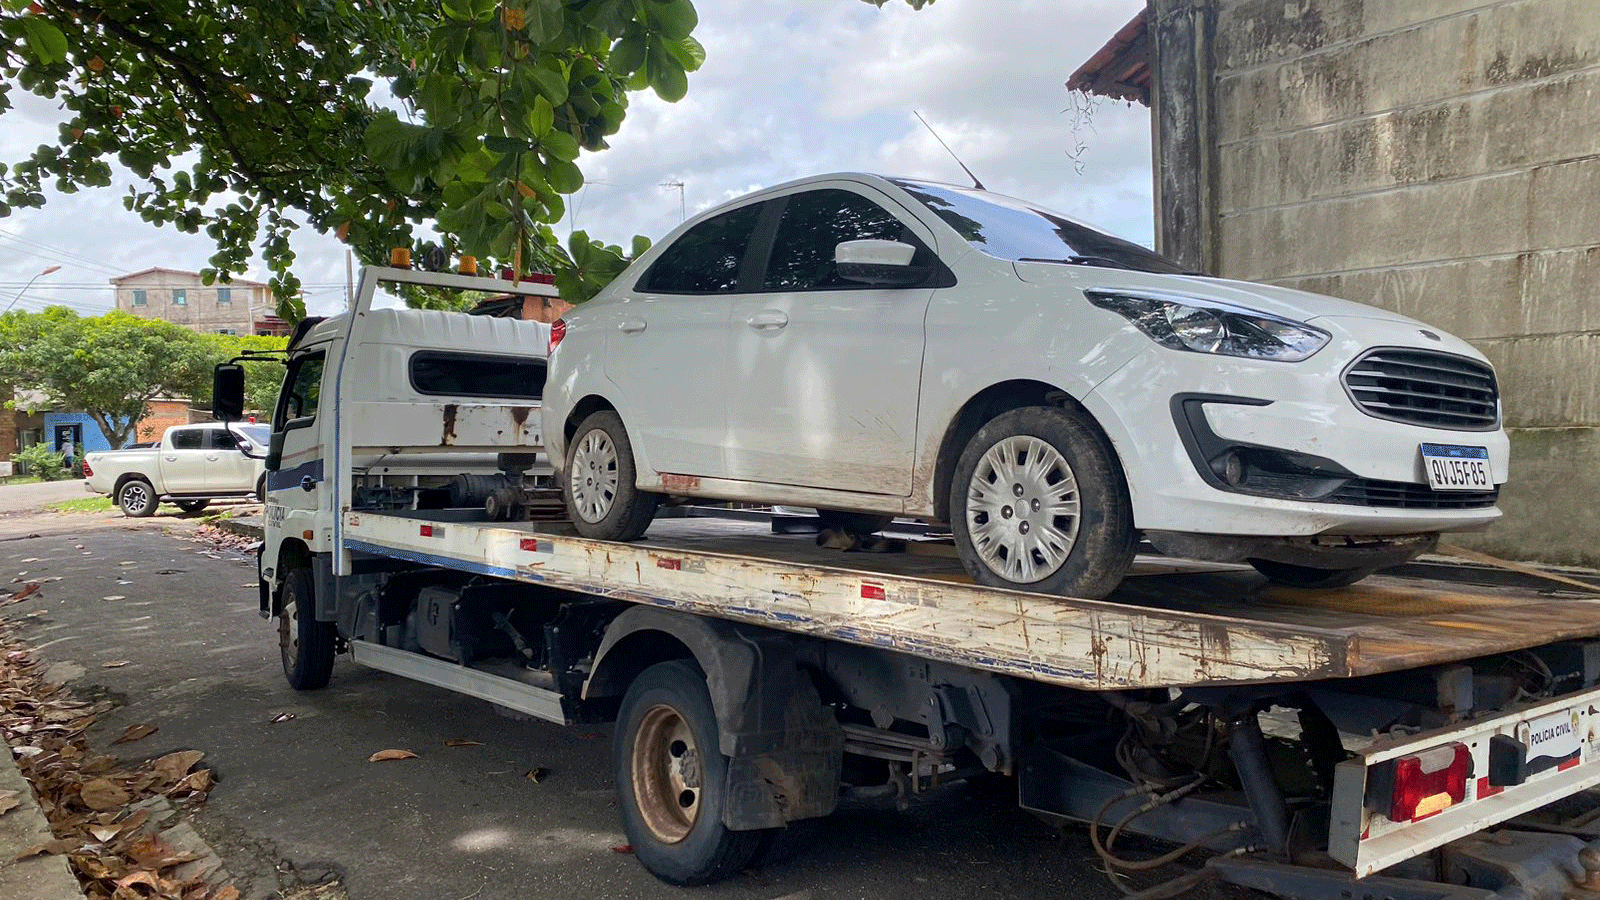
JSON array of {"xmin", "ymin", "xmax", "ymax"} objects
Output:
[{"xmin": 542, "ymin": 173, "xmax": 1507, "ymax": 599}]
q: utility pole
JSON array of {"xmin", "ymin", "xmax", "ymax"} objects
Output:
[
  {"xmin": 1, "ymin": 265, "xmax": 61, "ymax": 314},
  {"xmin": 660, "ymin": 181, "xmax": 686, "ymax": 222}
]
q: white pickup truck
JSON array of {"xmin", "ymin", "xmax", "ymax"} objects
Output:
[{"xmin": 83, "ymin": 422, "xmax": 270, "ymax": 516}]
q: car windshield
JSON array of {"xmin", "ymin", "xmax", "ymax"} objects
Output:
[{"xmin": 890, "ymin": 179, "xmax": 1191, "ymax": 275}]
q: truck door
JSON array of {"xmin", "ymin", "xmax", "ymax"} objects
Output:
[
  {"xmin": 160, "ymin": 427, "xmax": 209, "ymax": 493},
  {"xmin": 205, "ymin": 428, "xmax": 255, "ymax": 493},
  {"xmin": 267, "ymin": 349, "xmax": 326, "ymax": 520}
]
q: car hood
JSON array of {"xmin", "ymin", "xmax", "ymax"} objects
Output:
[{"xmin": 1012, "ymin": 262, "xmax": 1424, "ymax": 327}]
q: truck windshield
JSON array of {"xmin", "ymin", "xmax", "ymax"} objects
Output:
[{"xmin": 890, "ymin": 179, "xmax": 1191, "ymax": 275}]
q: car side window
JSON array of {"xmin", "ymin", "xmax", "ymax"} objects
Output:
[
  {"xmin": 210, "ymin": 430, "xmax": 239, "ymax": 451},
  {"xmin": 276, "ymin": 354, "xmax": 324, "ymax": 428},
  {"xmin": 169, "ymin": 430, "xmax": 203, "ymax": 451},
  {"xmin": 640, "ymin": 202, "xmax": 765, "ymax": 294},
  {"xmin": 763, "ymin": 189, "xmax": 918, "ymax": 291}
]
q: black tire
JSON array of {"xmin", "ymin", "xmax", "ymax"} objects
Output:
[
  {"xmin": 174, "ymin": 499, "xmax": 210, "ymax": 513},
  {"xmin": 563, "ymin": 410, "xmax": 659, "ymax": 541},
  {"xmin": 279, "ymin": 567, "xmax": 336, "ymax": 690},
  {"xmin": 117, "ymin": 478, "xmax": 158, "ymax": 518},
  {"xmin": 255, "ymin": 475, "xmax": 267, "ymax": 502},
  {"xmin": 815, "ymin": 509, "xmax": 893, "ymax": 535},
  {"xmin": 1249, "ymin": 559, "xmax": 1376, "ymax": 589},
  {"xmin": 614, "ymin": 660, "xmax": 766, "ymax": 885},
  {"xmin": 949, "ymin": 406, "xmax": 1136, "ymax": 600}
]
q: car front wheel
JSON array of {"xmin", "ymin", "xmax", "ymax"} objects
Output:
[
  {"xmin": 950, "ymin": 406, "xmax": 1136, "ymax": 600},
  {"xmin": 564, "ymin": 410, "xmax": 659, "ymax": 541}
]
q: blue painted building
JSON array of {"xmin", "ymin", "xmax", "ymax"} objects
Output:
[{"xmin": 42, "ymin": 412, "xmax": 119, "ymax": 456}]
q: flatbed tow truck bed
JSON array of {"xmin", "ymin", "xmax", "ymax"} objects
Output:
[{"xmin": 343, "ymin": 509, "xmax": 1600, "ymax": 691}]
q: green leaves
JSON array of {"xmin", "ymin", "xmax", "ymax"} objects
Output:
[{"xmin": 18, "ymin": 16, "xmax": 67, "ymax": 66}]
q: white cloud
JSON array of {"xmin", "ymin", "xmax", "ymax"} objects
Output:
[{"xmin": 0, "ymin": 0, "xmax": 1153, "ymax": 317}]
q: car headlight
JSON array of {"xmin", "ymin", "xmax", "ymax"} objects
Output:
[{"xmin": 1085, "ymin": 290, "xmax": 1330, "ymax": 362}]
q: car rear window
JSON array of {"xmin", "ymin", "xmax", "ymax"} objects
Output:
[{"xmin": 168, "ymin": 430, "xmax": 203, "ymax": 450}]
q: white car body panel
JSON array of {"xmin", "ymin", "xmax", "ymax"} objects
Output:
[{"xmin": 83, "ymin": 423, "xmax": 266, "ymax": 501}]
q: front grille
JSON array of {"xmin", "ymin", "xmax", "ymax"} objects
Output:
[
  {"xmin": 1343, "ymin": 348, "xmax": 1499, "ymax": 430},
  {"xmin": 1327, "ymin": 478, "xmax": 1499, "ymax": 510}
]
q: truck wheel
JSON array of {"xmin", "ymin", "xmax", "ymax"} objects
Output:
[
  {"xmin": 117, "ymin": 478, "xmax": 158, "ymax": 518},
  {"xmin": 615, "ymin": 660, "xmax": 765, "ymax": 885},
  {"xmin": 564, "ymin": 410, "xmax": 659, "ymax": 541},
  {"xmin": 255, "ymin": 475, "xmax": 267, "ymax": 502},
  {"xmin": 1250, "ymin": 560, "xmax": 1377, "ymax": 589},
  {"xmin": 949, "ymin": 406, "xmax": 1136, "ymax": 600},
  {"xmin": 815, "ymin": 509, "xmax": 893, "ymax": 535},
  {"xmin": 279, "ymin": 568, "xmax": 336, "ymax": 690},
  {"xmin": 174, "ymin": 499, "xmax": 210, "ymax": 513}
]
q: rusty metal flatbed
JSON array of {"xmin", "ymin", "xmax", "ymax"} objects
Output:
[{"xmin": 342, "ymin": 509, "xmax": 1600, "ymax": 692}]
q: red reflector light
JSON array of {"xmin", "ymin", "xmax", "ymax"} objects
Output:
[
  {"xmin": 81, "ymin": 460, "xmax": 93, "ymax": 476},
  {"xmin": 861, "ymin": 584, "xmax": 886, "ymax": 600},
  {"xmin": 549, "ymin": 319, "xmax": 566, "ymax": 354},
  {"xmin": 420, "ymin": 525, "xmax": 434, "ymax": 537},
  {"xmin": 1392, "ymin": 743, "xmax": 1471, "ymax": 822}
]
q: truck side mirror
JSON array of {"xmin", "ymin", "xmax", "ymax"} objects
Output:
[
  {"xmin": 213, "ymin": 364, "xmax": 246, "ymax": 422},
  {"xmin": 266, "ymin": 431, "xmax": 286, "ymax": 472}
]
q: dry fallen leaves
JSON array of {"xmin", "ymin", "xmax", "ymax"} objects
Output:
[
  {"xmin": 102, "ymin": 660, "xmax": 131, "ymax": 669},
  {"xmin": 269, "ymin": 713, "xmax": 295, "ymax": 724},
  {"xmin": 101, "ymin": 595, "xmax": 127, "ymax": 602},
  {"xmin": 0, "ymin": 789, "xmax": 20, "ymax": 816},
  {"xmin": 368, "ymin": 749, "xmax": 418, "ymax": 762},
  {"xmin": 80, "ymin": 778, "xmax": 132, "ymax": 811},
  {"xmin": 524, "ymin": 767, "xmax": 550, "ymax": 784},
  {"xmin": 111, "ymin": 723, "xmax": 158, "ymax": 745},
  {"xmin": 444, "ymin": 739, "xmax": 483, "ymax": 747},
  {"xmin": 152, "ymin": 751, "xmax": 205, "ymax": 785}
]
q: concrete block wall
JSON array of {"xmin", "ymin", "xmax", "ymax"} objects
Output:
[{"xmin": 1198, "ymin": 0, "xmax": 1600, "ymax": 566}]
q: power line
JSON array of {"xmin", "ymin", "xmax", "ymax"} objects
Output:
[{"xmin": 0, "ymin": 228, "xmax": 129, "ymax": 275}]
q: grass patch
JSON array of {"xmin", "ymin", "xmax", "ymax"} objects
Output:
[
  {"xmin": 47, "ymin": 496, "xmax": 116, "ymax": 513},
  {"xmin": 0, "ymin": 475, "xmax": 44, "ymax": 486}
]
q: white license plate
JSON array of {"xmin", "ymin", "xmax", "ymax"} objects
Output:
[{"xmin": 1420, "ymin": 443, "xmax": 1491, "ymax": 492}]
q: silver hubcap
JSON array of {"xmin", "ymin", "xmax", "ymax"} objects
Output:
[
  {"xmin": 279, "ymin": 597, "xmax": 299, "ymax": 664},
  {"xmin": 569, "ymin": 428, "xmax": 620, "ymax": 524},
  {"xmin": 122, "ymin": 484, "xmax": 149, "ymax": 513},
  {"xmin": 966, "ymin": 435, "xmax": 1081, "ymax": 583}
]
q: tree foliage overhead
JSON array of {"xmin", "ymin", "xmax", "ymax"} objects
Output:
[
  {"xmin": 0, "ymin": 307, "xmax": 216, "ymax": 447},
  {"xmin": 0, "ymin": 0, "xmax": 708, "ymax": 318}
]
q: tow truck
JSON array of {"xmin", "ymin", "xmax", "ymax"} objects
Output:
[{"xmin": 212, "ymin": 265, "xmax": 1600, "ymax": 898}]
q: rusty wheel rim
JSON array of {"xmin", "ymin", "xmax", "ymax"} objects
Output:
[
  {"xmin": 630, "ymin": 703, "xmax": 702, "ymax": 844},
  {"xmin": 278, "ymin": 594, "xmax": 299, "ymax": 673}
]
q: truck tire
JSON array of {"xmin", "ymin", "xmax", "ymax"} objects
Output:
[
  {"xmin": 564, "ymin": 410, "xmax": 659, "ymax": 541},
  {"xmin": 615, "ymin": 660, "xmax": 766, "ymax": 885},
  {"xmin": 1250, "ymin": 560, "xmax": 1377, "ymax": 589},
  {"xmin": 279, "ymin": 567, "xmax": 336, "ymax": 690},
  {"xmin": 255, "ymin": 475, "xmax": 267, "ymax": 502},
  {"xmin": 174, "ymin": 499, "xmax": 210, "ymax": 513},
  {"xmin": 949, "ymin": 406, "xmax": 1136, "ymax": 600},
  {"xmin": 815, "ymin": 509, "xmax": 893, "ymax": 535},
  {"xmin": 117, "ymin": 478, "xmax": 158, "ymax": 518}
]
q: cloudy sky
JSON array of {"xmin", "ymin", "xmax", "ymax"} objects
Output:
[{"xmin": 0, "ymin": 0, "xmax": 1152, "ymax": 317}]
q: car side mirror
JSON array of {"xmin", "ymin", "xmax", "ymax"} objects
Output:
[
  {"xmin": 836, "ymin": 239, "xmax": 928, "ymax": 287},
  {"xmin": 212, "ymin": 364, "xmax": 246, "ymax": 422},
  {"xmin": 265, "ymin": 431, "xmax": 286, "ymax": 472}
]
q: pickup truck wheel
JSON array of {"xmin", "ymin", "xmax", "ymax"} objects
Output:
[
  {"xmin": 1250, "ymin": 560, "xmax": 1377, "ymax": 589},
  {"xmin": 279, "ymin": 568, "xmax": 335, "ymax": 690},
  {"xmin": 615, "ymin": 660, "xmax": 765, "ymax": 885},
  {"xmin": 815, "ymin": 509, "xmax": 893, "ymax": 535},
  {"xmin": 117, "ymin": 478, "xmax": 158, "ymax": 518},
  {"xmin": 564, "ymin": 411, "xmax": 659, "ymax": 541},
  {"xmin": 950, "ymin": 407, "xmax": 1136, "ymax": 600},
  {"xmin": 174, "ymin": 499, "xmax": 210, "ymax": 513}
]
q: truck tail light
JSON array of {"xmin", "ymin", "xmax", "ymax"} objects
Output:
[
  {"xmin": 81, "ymin": 459, "xmax": 93, "ymax": 477},
  {"xmin": 1392, "ymin": 743, "xmax": 1471, "ymax": 822},
  {"xmin": 549, "ymin": 319, "xmax": 566, "ymax": 354}
]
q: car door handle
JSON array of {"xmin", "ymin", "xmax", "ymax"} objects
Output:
[
  {"xmin": 206, "ymin": 455, "xmax": 219, "ymax": 461},
  {"xmin": 618, "ymin": 318, "xmax": 647, "ymax": 334},
  {"xmin": 746, "ymin": 310, "xmax": 789, "ymax": 331},
  {"xmin": 164, "ymin": 456, "xmax": 178, "ymax": 461}
]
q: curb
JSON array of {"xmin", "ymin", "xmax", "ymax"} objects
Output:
[
  {"xmin": 0, "ymin": 745, "xmax": 82, "ymax": 900},
  {"xmin": 210, "ymin": 517, "xmax": 263, "ymax": 541}
]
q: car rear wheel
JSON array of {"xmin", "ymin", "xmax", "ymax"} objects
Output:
[
  {"xmin": 117, "ymin": 478, "xmax": 157, "ymax": 518},
  {"xmin": 174, "ymin": 499, "xmax": 210, "ymax": 513},
  {"xmin": 950, "ymin": 406, "xmax": 1136, "ymax": 600},
  {"xmin": 564, "ymin": 410, "xmax": 659, "ymax": 541},
  {"xmin": 1249, "ymin": 559, "xmax": 1377, "ymax": 589},
  {"xmin": 615, "ymin": 660, "xmax": 766, "ymax": 885}
]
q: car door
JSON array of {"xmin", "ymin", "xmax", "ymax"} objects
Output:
[
  {"xmin": 603, "ymin": 199, "xmax": 769, "ymax": 478},
  {"xmin": 160, "ymin": 427, "xmax": 209, "ymax": 493},
  {"xmin": 205, "ymin": 427, "xmax": 255, "ymax": 493},
  {"xmin": 723, "ymin": 185, "xmax": 938, "ymax": 496}
]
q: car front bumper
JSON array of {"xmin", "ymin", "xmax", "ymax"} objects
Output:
[{"xmin": 1081, "ymin": 319, "xmax": 1510, "ymax": 537}]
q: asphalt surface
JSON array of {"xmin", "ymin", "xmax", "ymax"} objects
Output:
[
  {"xmin": 0, "ymin": 480, "xmax": 90, "ymax": 513},
  {"xmin": 0, "ymin": 512, "xmax": 1226, "ymax": 900}
]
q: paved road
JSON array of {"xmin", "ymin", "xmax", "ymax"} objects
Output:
[
  {"xmin": 2, "ymin": 515, "xmax": 1231, "ymax": 900},
  {"xmin": 0, "ymin": 479, "xmax": 89, "ymax": 514}
]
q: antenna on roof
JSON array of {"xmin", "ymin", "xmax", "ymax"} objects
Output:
[{"xmin": 914, "ymin": 109, "xmax": 985, "ymax": 191}]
